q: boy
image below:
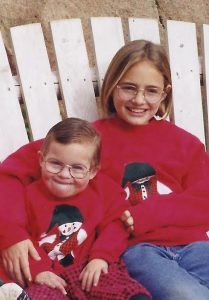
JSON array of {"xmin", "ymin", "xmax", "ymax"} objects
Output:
[{"xmin": 16, "ymin": 118, "xmax": 151, "ymax": 299}]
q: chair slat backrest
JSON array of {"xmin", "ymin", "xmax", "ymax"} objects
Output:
[
  {"xmin": 10, "ymin": 23, "xmax": 61, "ymax": 141},
  {"xmin": 91, "ymin": 17, "xmax": 125, "ymax": 89},
  {"xmin": 0, "ymin": 17, "xmax": 208, "ymax": 162},
  {"xmin": 0, "ymin": 33, "xmax": 28, "ymax": 161},
  {"xmin": 50, "ymin": 19, "xmax": 98, "ymax": 121},
  {"xmin": 128, "ymin": 18, "xmax": 160, "ymax": 43},
  {"xmin": 166, "ymin": 20, "xmax": 205, "ymax": 144}
]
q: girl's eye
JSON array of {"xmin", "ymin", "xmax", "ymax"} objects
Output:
[
  {"xmin": 122, "ymin": 85, "xmax": 137, "ymax": 91},
  {"xmin": 146, "ymin": 88, "xmax": 160, "ymax": 94}
]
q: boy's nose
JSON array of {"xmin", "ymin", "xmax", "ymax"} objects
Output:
[{"xmin": 58, "ymin": 166, "xmax": 72, "ymax": 178}]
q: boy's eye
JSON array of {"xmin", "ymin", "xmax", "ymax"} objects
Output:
[
  {"xmin": 49, "ymin": 160, "xmax": 62, "ymax": 166},
  {"xmin": 71, "ymin": 165, "xmax": 87, "ymax": 172}
]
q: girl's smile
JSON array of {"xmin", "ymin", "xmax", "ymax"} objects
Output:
[{"xmin": 113, "ymin": 60, "xmax": 166, "ymax": 125}]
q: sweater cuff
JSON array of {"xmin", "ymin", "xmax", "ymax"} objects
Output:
[{"xmin": 89, "ymin": 253, "xmax": 117, "ymax": 264}]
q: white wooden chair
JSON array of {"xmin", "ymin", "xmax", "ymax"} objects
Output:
[{"xmin": 0, "ymin": 17, "xmax": 208, "ymax": 161}]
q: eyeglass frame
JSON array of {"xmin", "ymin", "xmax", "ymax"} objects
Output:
[
  {"xmin": 116, "ymin": 84, "xmax": 167, "ymax": 104},
  {"xmin": 44, "ymin": 159, "xmax": 90, "ymax": 179}
]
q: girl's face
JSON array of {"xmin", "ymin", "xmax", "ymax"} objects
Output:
[
  {"xmin": 39, "ymin": 141, "xmax": 97, "ymax": 198},
  {"xmin": 112, "ymin": 60, "xmax": 167, "ymax": 126}
]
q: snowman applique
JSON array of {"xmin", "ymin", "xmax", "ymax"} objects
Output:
[
  {"xmin": 39, "ymin": 204, "xmax": 87, "ymax": 266},
  {"xmin": 122, "ymin": 162, "xmax": 172, "ymax": 205}
]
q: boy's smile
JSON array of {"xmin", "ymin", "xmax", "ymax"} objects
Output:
[{"xmin": 39, "ymin": 141, "xmax": 97, "ymax": 198}]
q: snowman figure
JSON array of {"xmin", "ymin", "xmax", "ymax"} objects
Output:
[{"xmin": 39, "ymin": 204, "xmax": 87, "ymax": 266}]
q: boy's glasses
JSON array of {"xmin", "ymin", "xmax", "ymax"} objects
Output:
[
  {"xmin": 44, "ymin": 159, "xmax": 90, "ymax": 179},
  {"xmin": 116, "ymin": 84, "xmax": 166, "ymax": 104}
]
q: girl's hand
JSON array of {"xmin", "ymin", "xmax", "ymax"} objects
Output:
[
  {"xmin": 1, "ymin": 239, "xmax": 41, "ymax": 287},
  {"xmin": 35, "ymin": 271, "xmax": 67, "ymax": 295},
  {"xmin": 79, "ymin": 258, "xmax": 108, "ymax": 291},
  {"xmin": 120, "ymin": 210, "xmax": 134, "ymax": 233}
]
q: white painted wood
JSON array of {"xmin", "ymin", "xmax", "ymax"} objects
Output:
[
  {"xmin": 166, "ymin": 20, "xmax": 205, "ymax": 144},
  {"xmin": 0, "ymin": 32, "xmax": 28, "ymax": 161},
  {"xmin": 50, "ymin": 19, "xmax": 98, "ymax": 121},
  {"xmin": 128, "ymin": 18, "xmax": 160, "ymax": 43},
  {"xmin": 202, "ymin": 24, "xmax": 209, "ymax": 138},
  {"xmin": 0, "ymin": 17, "xmax": 208, "ymax": 160},
  {"xmin": 91, "ymin": 17, "xmax": 125, "ymax": 89},
  {"xmin": 10, "ymin": 23, "xmax": 61, "ymax": 140}
]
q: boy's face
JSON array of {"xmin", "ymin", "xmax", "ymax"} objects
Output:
[{"xmin": 39, "ymin": 141, "xmax": 98, "ymax": 198}]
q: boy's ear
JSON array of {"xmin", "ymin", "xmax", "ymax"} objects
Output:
[
  {"xmin": 38, "ymin": 150, "xmax": 44, "ymax": 166},
  {"xmin": 89, "ymin": 166, "xmax": 100, "ymax": 180}
]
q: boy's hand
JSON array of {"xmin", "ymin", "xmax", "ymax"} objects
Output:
[
  {"xmin": 120, "ymin": 210, "xmax": 134, "ymax": 233},
  {"xmin": 1, "ymin": 239, "xmax": 41, "ymax": 286},
  {"xmin": 35, "ymin": 271, "xmax": 67, "ymax": 295},
  {"xmin": 79, "ymin": 258, "xmax": 108, "ymax": 291}
]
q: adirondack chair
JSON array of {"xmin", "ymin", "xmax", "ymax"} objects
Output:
[{"xmin": 0, "ymin": 17, "xmax": 208, "ymax": 162}]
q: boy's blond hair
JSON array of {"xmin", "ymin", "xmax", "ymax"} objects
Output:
[{"xmin": 40, "ymin": 117, "xmax": 101, "ymax": 169}]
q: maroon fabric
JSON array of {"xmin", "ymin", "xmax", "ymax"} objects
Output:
[
  {"xmin": 26, "ymin": 283, "xmax": 67, "ymax": 300},
  {"xmin": 26, "ymin": 261, "xmax": 152, "ymax": 299}
]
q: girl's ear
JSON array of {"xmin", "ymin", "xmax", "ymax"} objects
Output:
[
  {"xmin": 38, "ymin": 150, "xmax": 44, "ymax": 167},
  {"xmin": 165, "ymin": 84, "xmax": 172, "ymax": 94},
  {"xmin": 162, "ymin": 84, "xmax": 172, "ymax": 101}
]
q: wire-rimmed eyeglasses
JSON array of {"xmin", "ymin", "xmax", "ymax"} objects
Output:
[
  {"xmin": 44, "ymin": 159, "xmax": 90, "ymax": 179},
  {"xmin": 116, "ymin": 84, "xmax": 166, "ymax": 104}
]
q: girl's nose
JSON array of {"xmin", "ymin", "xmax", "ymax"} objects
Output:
[{"xmin": 132, "ymin": 90, "xmax": 146, "ymax": 104}]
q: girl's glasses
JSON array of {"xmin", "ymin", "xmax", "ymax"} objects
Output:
[
  {"xmin": 116, "ymin": 84, "xmax": 166, "ymax": 104},
  {"xmin": 44, "ymin": 159, "xmax": 90, "ymax": 179}
]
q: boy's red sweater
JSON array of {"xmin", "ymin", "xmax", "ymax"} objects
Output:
[{"xmin": 1, "ymin": 116, "xmax": 209, "ymax": 248}]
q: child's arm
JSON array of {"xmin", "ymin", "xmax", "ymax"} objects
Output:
[
  {"xmin": 1, "ymin": 239, "xmax": 40, "ymax": 287},
  {"xmin": 121, "ymin": 141, "xmax": 209, "ymax": 237},
  {"xmin": 34, "ymin": 271, "xmax": 67, "ymax": 295},
  {"xmin": 79, "ymin": 258, "xmax": 108, "ymax": 291},
  {"xmin": 0, "ymin": 140, "xmax": 43, "ymax": 286},
  {"xmin": 79, "ymin": 219, "xmax": 127, "ymax": 292},
  {"xmin": 86, "ymin": 174, "xmax": 129, "ymax": 262},
  {"xmin": 0, "ymin": 140, "xmax": 43, "ymax": 247},
  {"xmin": 77, "ymin": 174, "xmax": 129, "ymax": 291}
]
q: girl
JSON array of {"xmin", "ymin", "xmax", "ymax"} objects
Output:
[
  {"xmin": 1, "ymin": 40, "xmax": 209, "ymax": 299},
  {"xmin": 93, "ymin": 40, "xmax": 209, "ymax": 300}
]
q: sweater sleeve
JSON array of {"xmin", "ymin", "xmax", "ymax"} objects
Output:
[
  {"xmin": 131, "ymin": 142, "xmax": 209, "ymax": 235},
  {"xmin": 89, "ymin": 220, "xmax": 128, "ymax": 263},
  {"xmin": 29, "ymin": 244, "xmax": 54, "ymax": 278},
  {"xmin": 0, "ymin": 140, "xmax": 43, "ymax": 249},
  {"xmin": 89, "ymin": 175, "xmax": 129, "ymax": 262}
]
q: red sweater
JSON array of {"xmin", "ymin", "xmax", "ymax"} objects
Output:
[
  {"xmin": 94, "ymin": 116, "xmax": 209, "ymax": 246},
  {"xmin": 1, "ymin": 116, "xmax": 209, "ymax": 248},
  {"xmin": 24, "ymin": 175, "xmax": 128, "ymax": 277}
]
